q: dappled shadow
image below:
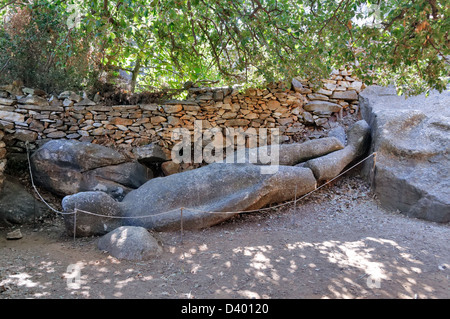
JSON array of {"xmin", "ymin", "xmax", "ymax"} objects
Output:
[
  {"xmin": 0, "ymin": 193, "xmax": 449, "ymax": 299},
  {"xmin": 169, "ymin": 232, "xmax": 448, "ymax": 299}
]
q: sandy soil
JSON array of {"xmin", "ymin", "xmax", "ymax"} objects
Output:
[{"xmin": 0, "ymin": 175, "xmax": 449, "ymax": 299}]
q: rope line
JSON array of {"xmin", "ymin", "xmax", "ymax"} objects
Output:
[
  {"xmin": 26, "ymin": 142, "xmax": 74, "ymax": 215},
  {"xmin": 26, "ymin": 143, "xmax": 375, "ymax": 220}
]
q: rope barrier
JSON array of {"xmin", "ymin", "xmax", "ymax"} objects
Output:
[
  {"xmin": 25, "ymin": 142, "xmax": 376, "ymax": 223},
  {"xmin": 26, "ymin": 142, "xmax": 74, "ymax": 216}
]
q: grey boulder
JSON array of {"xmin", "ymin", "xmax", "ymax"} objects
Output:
[
  {"xmin": 327, "ymin": 125, "xmax": 347, "ymax": 145},
  {"xmin": 132, "ymin": 143, "xmax": 168, "ymax": 166},
  {"xmin": 120, "ymin": 163, "xmax": 317, "ymax": 231},
  {"xmin": 305, "ymin": 120, "xmax": 371, "ymax": 181},
  {"xmin": 98, "ymin": 226, "xmax": 162, "ymax": 261},
  {"xmin": 0, "ymin": 177, "xmax": 46, "ymax": 226},
  {"xmin": 223, "ymin": 137, "xmax": 344, "ymax": 166},
  {"xmin": 360, "ymin": 85, "xmax": 450, "ymax": 223},
  {"xmin": 62, "ymin": 191, "xmax": 122, "ymax": 237},
  {"xmin": 31, "ymin": 140, "xmax": 152, "ymax": 199}
]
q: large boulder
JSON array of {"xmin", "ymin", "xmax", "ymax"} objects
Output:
[
  {"xmin": 360, "ymin": 85, "xmax": 450, "ymax": 223},
  {"xmin": 132, "ymin": 143, "xmax": 168, "ymax": 166},
  {"xmin": 98, "ymin": 226, "xmax": 162, "ymax": 261},
  {"xmin": 120, "ymin": 163, "xmax": 317, "ymax": 231},
  {"xmin": 61, "ymin": 163, "xmax": 317, "ymax": 235},
  {"xmin": 0, "ymin": 177, "xmax": 47, "ymax": 226},
  {"xmin": 305, "ymin": 120, "xmax": 371, "ymax": 181},
  {"xmin": 30, "ymin": 140, "xmax": 153, "ymax": 200},
  {"xmin": 223, "ymin": 137, "xmax": 344, "ymax": 166},
  {"xmin": 61, "ymin": 191, "xmax": 122, "ymax": 237}
]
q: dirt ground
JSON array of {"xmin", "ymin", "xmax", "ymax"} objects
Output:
[{"xmin": 0, "ymin": 174, "xmax": 449, "ymax": 299}]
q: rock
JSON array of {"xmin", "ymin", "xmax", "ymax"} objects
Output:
[
  {"xmin": 266, "ymin": 100, "xmax": 281, "ymax": 111},
  {"xmin": 119, "ymin": 163, "xmax": 317, "ymax": 231},
  {"xmin": 58, "ymin": 91, "xmax": 82, "ymax": 102},
  {"xmin": 66, "ymin": 133, "xmax": 80, "ymax": 139},
  {"xmin": 0, "ymin": 98, "xmax": 16, "ymax": 106},
  {"xmin": 168, "ymin": 116, "xmax": 182, "ymax": 126},
  {"xmin": 17, "ymin": 95, "xmax": 49, "ymax": 106},
  {"xmin": 302, "ymin": 111, "xmax": 314, "ymax": 124},
  {"xmin": 0, "ymin": 111, "xmax": 25, "ymax": 123},
  {"xmin": 314, "ymin": 118, "xmax": 328, "ymax": 126},
  {"xmin": 98, "ymin": 226, "xmax": 162, "ymax": 260},
  {"xmin": 46, "ymin": 131, "xmax": 66, "ymax": 138},
  {"xmin": 161, "ymin": 161, "xmax": 181, "ymax": 176},
  {"xmin": 81, "ymin": 162, "xmax": 153, "ymax": 200},
  {"xmin": 48, "ymin": 95, "xmax": 61, "ymax": 107},
  {"xmin": 111, "ymin": 118, "xmax": 133, "ymax": 126},
  {"xmin": 6, "ymin": 229, "xmax": 22, "ymax": 240},
  {"xmin": 350, "ymin": 81, "xmax": 363, "ymax": 91},
  {"xmin": 0, "ymin": 83, "xmax": 22, "ymax": 95},
  {"xmin": 328, "ymin": 125, "xmax": 347, "ymax": 145},
  {"xmin": 13, "ymin": 129, "xmax": 38, "ymax": 142},
  {"xmin": 22, "ymin": 88, "xmax": 46, "ymax": 96},
  {"xmin": 222, "ymin": 112, "xmax": 237, "ymax": 119},
  {"xmin": 62, "ymin": 191, "xmax": 122, "ymax": 237},
  {"xmin": 291, "ymin": 78, "xmax": 304, "ymax": 91},
  {"xmin": 0, "ymin": 105, "xmax": 14, "ymax": 112},
  {"xmin": 331, "ymin": 90, "xmax": 358, "ymax": 101},
  {"xmin": 304, "ymin": 101, "xmax": 342, "ymax": 113},
  {"xmin": 32, "ymin": 139, "xmax": 126, "ymax": 173},
  {"xmin": 93, "ymin": 92, "xmax": 102, "ymax": 103},
  {"xmin": 307, "ymin": 93, "xmax": 329, "ymax": 101},
  {"xmin": 74, "ymin": 98, "xmax": 96, "ymax": 106},
  {"xmin": 360, "ymin": 85, "xmax": 450, "ymax": 223},
  {"xmin": 151, "ymin": 116, "xmax": 167, "ymax": 124},
  {"xmin": 305, "ymin": 120, "xmax": 370, "ymax": 181},
  {"xmin": 317, "ymin": 88, "xmax": 333, "ymax": 96},
  {"xmin": 31, "ymin": 140, "xmax": 152, "ymax": 199},
  {"xmin": 162, "ymin": 104, "xmax": 183, "ymax": 113},
  {"xmin": 133, "ymin": 143, "xmax": 168, "ymax": 166},
  {"xmin": 224, "ymin": 137, "xmax": 344, "ymax": 166},
  {"xmin": 213, "ymin": 90, "xmax": 224, "ymax": 101},
  {"xmin": 0, "ymin": 177, "xmax": 46, "ymax": 226},
  {"xmin": 225, "ymin": 119, "xmax": 250, "ymax": 126},
  {"xmin": 62, "ymin": 98, "xmax": 74, "ymax": 107}
]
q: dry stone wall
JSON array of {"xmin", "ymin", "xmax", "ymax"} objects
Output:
[{"xmin": 0, "ymin": 67, "xmax": 363, "ymax": 162}]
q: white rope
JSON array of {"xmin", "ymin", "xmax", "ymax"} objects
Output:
[
  {"xmin": 26, "ymin": 143, "xmax": 74, "ymax": 215},
  {"xmin": 26, "ymin": 142, "xmax": 375, "ymax": 220}
]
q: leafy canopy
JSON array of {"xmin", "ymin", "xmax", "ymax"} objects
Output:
[{"xmin": 1, "ymin": 0, "xmax": 448, "ymax": 95}]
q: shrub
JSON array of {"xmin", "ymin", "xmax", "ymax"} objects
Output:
[{"xmin": 0, "ymin": 1, "xmax": 96, "ymax": 93}]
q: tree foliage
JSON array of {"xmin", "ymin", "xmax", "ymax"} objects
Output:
[{"xmin": 0, "ymin": 0, "xmax": 448, "ymax": 95}]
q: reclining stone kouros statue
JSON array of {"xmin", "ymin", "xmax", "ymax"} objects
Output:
[{"xmin": 61, "ymin": 120, "xmax": 370, "ymax": 237}]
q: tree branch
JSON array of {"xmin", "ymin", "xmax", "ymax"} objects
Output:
[
  {"xmin": 0, "ymin": 0, "xmax": 21, "ymax": 11},
  {"xmin": 0, "ymin": 57, "xmax": 11, "ymax": 75}
]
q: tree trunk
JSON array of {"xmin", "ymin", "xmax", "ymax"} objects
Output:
[{"xmin": 130, "ymin": 57, "xmax": 141, "ymax": 93}]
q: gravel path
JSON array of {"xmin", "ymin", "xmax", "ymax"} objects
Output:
[{"xmin": 0, "ymin": 175, "xmax": 449, "ymax": 299}]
